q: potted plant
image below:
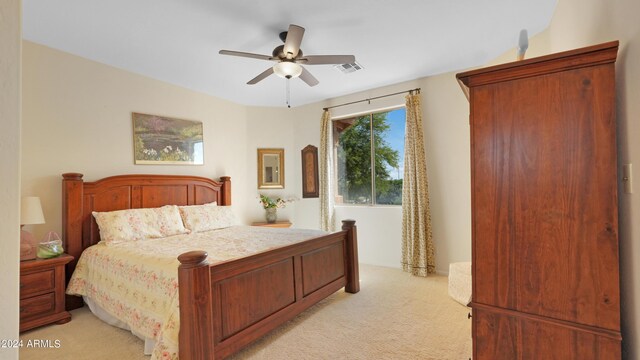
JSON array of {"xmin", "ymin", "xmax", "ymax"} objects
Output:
[{"xmin": 259, "ymin": 194, "xmax": 294, "ymax": 223}]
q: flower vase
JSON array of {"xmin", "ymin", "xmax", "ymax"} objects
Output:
[{"xmin": 265, "ymin": 208, "xmax": 278, "ymax": 223}]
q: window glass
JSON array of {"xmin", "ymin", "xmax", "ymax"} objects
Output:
[
  {"xmin": 336, "ymin": 115, "xmax": 372, "ymax": 204},
  {"xmin": 375, "ymin": 108, "xmax": 405, "ymax": 205},
  {"xmin": 335, "ymin": 107, "xmax": 405, "ymax": 205}
]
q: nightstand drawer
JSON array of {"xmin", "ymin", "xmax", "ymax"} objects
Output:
[
  {"xmin": 20, "ymin": 292, "xmax": 56, "ymax": 321},
  {"xmin": 20, "ymin": 269, "xmax": 55, "ymax": 298}
]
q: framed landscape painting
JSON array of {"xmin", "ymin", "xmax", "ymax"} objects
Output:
[{"xmin": 133, "ymin": 112, "xmax": 204, "ymax": 165}]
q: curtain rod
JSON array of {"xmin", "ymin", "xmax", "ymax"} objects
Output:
[{"xmin": 322, "ymin": 88, "xmax": 421, "ymax": 111}]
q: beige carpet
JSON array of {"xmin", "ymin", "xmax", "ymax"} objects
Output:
[{"xmin": 19, "ymin": 265, "xmax": 472, "ymax": 359}]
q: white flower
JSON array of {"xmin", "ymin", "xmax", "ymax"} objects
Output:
[{"xmin": 143, "ymin": 148, "xmax": 158, "ymax": 156}]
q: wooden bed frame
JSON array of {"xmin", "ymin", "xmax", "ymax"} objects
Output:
[{"xmin": 61, "ymin": 173, "xmax": 359, "ymax": 359}]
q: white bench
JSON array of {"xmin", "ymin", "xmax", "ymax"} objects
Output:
[{"xmin": 448, "ymin": 262, "xmax": 471, "ymax": 306}]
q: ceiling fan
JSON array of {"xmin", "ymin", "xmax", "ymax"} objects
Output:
[{"xmin": 219, "ymin": 24, "xmax": 356, "ymax": 87}]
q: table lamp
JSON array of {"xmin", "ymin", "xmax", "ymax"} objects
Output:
[{"xmin": 20, "ymin": 196, "xmax": 45, "ymax": 261}]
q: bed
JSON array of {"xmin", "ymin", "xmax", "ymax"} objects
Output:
[{"xmin": 61, "ymin": 173, "xmax": 359, "ymax": 359}]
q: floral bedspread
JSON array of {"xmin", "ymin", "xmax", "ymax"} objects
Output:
[{"xmin": 66, "ymin": 225, "xmax": 326, "ymax": 359}]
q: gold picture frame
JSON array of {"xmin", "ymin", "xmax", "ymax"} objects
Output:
[{"xmin": 258, "ymin": 148, "xmax": 284, "ymax": 189}]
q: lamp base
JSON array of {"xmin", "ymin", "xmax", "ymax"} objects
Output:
[{"xmin": 20, "ymin": 229, "xmax": 37, "ymax": 261}]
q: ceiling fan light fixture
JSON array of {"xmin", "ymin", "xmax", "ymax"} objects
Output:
[{"xmin": 273, "ymin": 62, "xmax": 302, "ymax": 79}]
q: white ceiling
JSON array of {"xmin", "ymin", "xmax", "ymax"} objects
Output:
[{"xmin": 22, "ymin": 0, "xmax": 557, "ymax": 108}]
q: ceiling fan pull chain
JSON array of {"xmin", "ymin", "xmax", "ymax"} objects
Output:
[{"xmin": 286, "ymin": 77, "xmax": 291, "ymax": 108}]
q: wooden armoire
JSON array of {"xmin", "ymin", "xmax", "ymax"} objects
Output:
[{"xmin": 457, "ymin": 41, "xmax": 621, "ymax": 359}]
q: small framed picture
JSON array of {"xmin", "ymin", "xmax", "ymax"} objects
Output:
[
  {"xmin": 301, "ymin": 145, "xmax": 319, "ymax": 198},
  {"xmin": 258, "ymin": 148, "xmax": 285, "ymax": 189}
]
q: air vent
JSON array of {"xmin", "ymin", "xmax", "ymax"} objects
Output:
[{"xmin": 334, "ymin": 62, "xmax": 364, "ymax": 74}]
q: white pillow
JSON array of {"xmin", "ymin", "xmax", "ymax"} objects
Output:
[
  {"xmin": 93, "ymin": 205, "xmax": 189, "ymax": 245},
  {"xmin": 179, "ymin": 204, "xmax": 236, "ymax": 233}
]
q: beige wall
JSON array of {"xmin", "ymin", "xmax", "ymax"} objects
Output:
[
  {"xmin": 288, "ymin": 75, "xmax": 471, "ymax": 272},
  {"xmin": 244, "ymin": 106, "xmax": 297, "ymax": 223},
  {"xmin": 21, "ymin": 41, "xmax": 254, "ymax": 240},
  {"xmin": 0, "ymin": 0, "xmax": 21, "ymax": 358}
]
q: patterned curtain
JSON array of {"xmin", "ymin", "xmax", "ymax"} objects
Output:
[
  {"xmin": 401, "ymin": 91, "xmax": 435, "ymax": 276},
  {"xmin": 319, "ymin": 109, "xmax": 335, "ymax": 231}
]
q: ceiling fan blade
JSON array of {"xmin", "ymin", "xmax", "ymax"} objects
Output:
[
  {"xmin": 219, "ymin": 50, "xmax": 274, "ymax": 61},
  {"xmin": 283, "ymin": 24, "xmax": 305, "ymax": 59},
  {"xmin": 247, "ymin": 67, "xmax": 274, "ymax": 85},
  {"xmin": 299, "ymin": 66, "xmax": 319, "ymax": 87},
  {"xmin": 299, "ymin": 55, "xmax": 356, "ymax": 65}
]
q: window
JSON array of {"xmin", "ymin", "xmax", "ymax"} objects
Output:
[{"xmin": 334, "ymin": 107, "xmax": 405, "ymax": 205}]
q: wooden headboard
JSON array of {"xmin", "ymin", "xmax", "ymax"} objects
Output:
[{"xmin": 61, "ymin": 172, "xmax": 231, "ymax": 309}]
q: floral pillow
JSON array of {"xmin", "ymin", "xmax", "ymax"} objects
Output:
[
  {"xmin": 93, "ymin": 205, "xmax": 189, "ymax": 245},
  {"xmin": 179, "ymin": 204, "xmax": 236, "ymax": 233}
]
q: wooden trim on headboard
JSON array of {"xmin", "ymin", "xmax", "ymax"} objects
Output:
[
  {"xmin": 62, "ymin": 173, "xmax": 84, "ymax": 284},
  {"xmin": 220, "ymin": 176, "xmax": 231, "ymax": 205},
  {"xmin": 62, "ymin": 172, "xmax": 231, "ymax": 310}
]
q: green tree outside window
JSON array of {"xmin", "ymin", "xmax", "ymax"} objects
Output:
[{"xmin": 335, "ymin": 108, "xmax": 405, "ymax": 205}]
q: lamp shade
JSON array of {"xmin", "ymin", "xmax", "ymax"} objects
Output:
[
  {"xmin": 21, "ymin": 196, "xmax": 45, "ymax": 225},
  {"xmin": 273, "ymin": 62, "xmax": 302, "ymax": 79}
]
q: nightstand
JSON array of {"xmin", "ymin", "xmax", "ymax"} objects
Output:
[
  {"xmin": 20, "ymin": 254, "xmax": 73, "ymax": 332},
  {"xmin": 251, "ymin": 221, "xmax": 292, "ymax": 228}
]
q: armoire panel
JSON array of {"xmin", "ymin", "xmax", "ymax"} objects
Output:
[
  {"xmin": 474, "ymin": 308, "xmax": 621, "ymax": 360},
  {"xmin": 472, "ymin": 65, "xmax": 619, "ymax": 329}
]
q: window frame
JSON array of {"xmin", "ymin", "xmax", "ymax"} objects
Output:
[{"xmin": 332, "ymin": 105, "xmax": 406, "ymax": 207}]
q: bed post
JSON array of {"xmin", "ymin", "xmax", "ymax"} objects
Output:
[
  {"xmin": 178, "ymin": 251, "xmax": 215, "ymax": 360},
  {"xmin": 220, "ymin": 176, "xmax": 231, "ymax": 205},
  {"xmin": 342, "ymin": 219, "xmax": 360, "ymax": 294},
  {"xmin": 62, "ymin": 173, "xmax": 85, "ymax": 310}
]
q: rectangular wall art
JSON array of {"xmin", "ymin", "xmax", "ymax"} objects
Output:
[
  {"xmin": 133, "ymin": 112, "xmax": 204, "ymax": 165},
  {"xmin": 301, "ymin": 145, "xmax": 319, "ymax": 198},
  {"xmin": 257, "ymin": 148, "xmax": 285, "ymax": 189}
]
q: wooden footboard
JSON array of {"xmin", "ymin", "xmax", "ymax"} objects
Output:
[{"xmin": 178, "ymin": 220, "xmax": 359, "ymax": 360}]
